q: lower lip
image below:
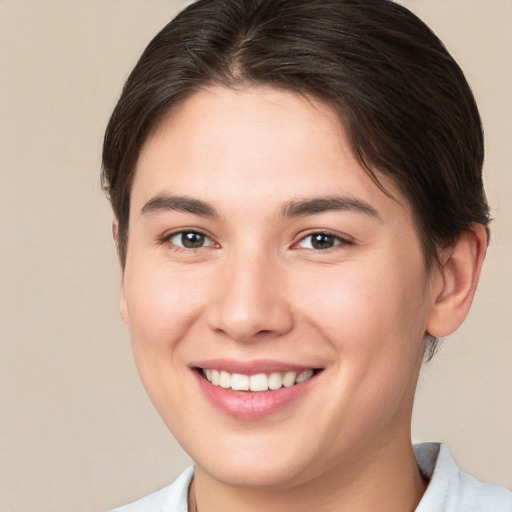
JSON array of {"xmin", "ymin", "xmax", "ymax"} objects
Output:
[{"xmin": 194, "ymin": 371, "xmax": 317, "ymax": 420}]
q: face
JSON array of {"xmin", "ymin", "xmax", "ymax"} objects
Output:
[{"xmin": 121, "ymin": 86, "xmax": 440, "ymax": 489}]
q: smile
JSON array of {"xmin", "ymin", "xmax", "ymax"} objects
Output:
[
  {"xmin": 193, "ymin": 361, "xmax": 322, "ymax": 419},
  {"xmin": 201, "ymin": 368, "xmax": 315, "ymax": 392}
]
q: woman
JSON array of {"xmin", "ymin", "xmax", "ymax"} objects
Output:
[{"xmin": 102, "ymin": 0, "xmax": 512, "ymax": 510}]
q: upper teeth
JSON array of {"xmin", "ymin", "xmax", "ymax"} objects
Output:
[{"xmin": 202, "ymin": 369, "xmax": 314, "ymax": 391}]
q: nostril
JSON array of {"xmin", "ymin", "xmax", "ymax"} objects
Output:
[
  {"xmin": 206, "ymin": 283, "xmax": 294, "ymax": 342},
  {"xmin": 254, "ymin": 329, "xmax": 275, "ymax": 337}
]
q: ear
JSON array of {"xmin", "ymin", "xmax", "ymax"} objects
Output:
[
  {"xmin": 112, "ymin": 219, "xmax": 119, "ymax": 246},
  {"xmin": 113, "ymin": 220, "xmax": 130, "ymax": 325},
  {"xmin": 427, "ymin": 224, "xmax": 488, "ymax": 338},
  {"xmin": 119, "ymin": 274, "xmax": 130, "ymax": 325}
]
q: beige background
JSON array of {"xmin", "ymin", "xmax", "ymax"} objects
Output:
[{"xmin": 0, "ymin": 1, "xmax": 510, "ymax": 510}]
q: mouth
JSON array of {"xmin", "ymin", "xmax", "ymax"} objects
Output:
[
  {"xmin": 192, "ymin": 361, "xmax": 323, "ymax": 419},
  {"xmin": 197, "ymin": 367, "xmax": 319, "ymax": 392}
]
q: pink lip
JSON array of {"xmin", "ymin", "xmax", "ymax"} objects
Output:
[
  {"xmin": 191, "ymin": 359, "xmax": 321, "ymax": 420},
  {"xmin": 191, "ymin": 358, "xmax": 314, "ymax": 375}
]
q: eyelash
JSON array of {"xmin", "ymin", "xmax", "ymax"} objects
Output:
[
  {"xmin": 161, "ymin": 230, "xmax": 218, "ymax": 250},
  {"xmin": 161, "ymin": 229, "xmax": 350, "ymax": 252},
  {"xmin": 294, "ymin": 231, "xmax": 351, "ymax": 251}
]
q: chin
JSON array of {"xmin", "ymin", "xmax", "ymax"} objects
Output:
[
  {"xmin": 201, "ymin": 457, "xmax": 311, "ymax": 490},
  {"xmin": 182, "ymin": 428, "xmax": 327, "ymax": 490}
]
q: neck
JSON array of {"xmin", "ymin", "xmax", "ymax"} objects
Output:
[{"xmin": 189, "ymin": 438, "xmax": 427, "ymax": 512}]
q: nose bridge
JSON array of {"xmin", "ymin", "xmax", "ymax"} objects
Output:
[{"xmin": 208, "ymin": 242, "xmax": 293, "ymax": 341}]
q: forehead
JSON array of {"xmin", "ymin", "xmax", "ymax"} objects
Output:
[{"xmin": 132, "ymin": 85, "xmax": 410, "ymax": 223}]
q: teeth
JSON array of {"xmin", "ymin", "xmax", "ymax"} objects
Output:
[
  {"xmin": 282, "ymin": 371, "xmax": 296, "ymax": 387},
  {"xmin": 231, "ymin": 373, "xmax": 249, "ymax": 391},
  {"xmin": 219, "ymin": 371, "xmax": 231, "ymax": 388},
  {"xmin": 249, "ymin": 373, "xmax": 268, "ymax": 392},
  {"xmin": 201, "ymin": 368, "xmax": 315, "ymax": 391},
  {"xmin": 296, "ymin": 369, "xmax": 314, "ymax": 383},
  {"xmin": 268, "ymin": 372, "xmax": 282, "ymax": 390}
]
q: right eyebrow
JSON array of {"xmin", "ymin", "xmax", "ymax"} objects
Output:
[
  {"xmin": 140, "ymin": 194, "xmax": 219, "ymax": 218},
  {"xmin": 280, "ymin": 196, "xmax": 381, "ymax": 220}
]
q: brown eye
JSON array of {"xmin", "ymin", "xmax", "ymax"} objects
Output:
[
  {"xmin": 312, "ymin": 233, "xmax": 336, "ymax": 249},
  {"xmin": 297, "ymin": 232, "xmax": 345, "ymax": 250},
  {"xmin": 168, "ymin": 231, "xmax": 215, "ymax": 249}
]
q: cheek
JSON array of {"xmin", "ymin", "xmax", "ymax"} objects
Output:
[
  {"xmin": 296, "ymin": 257, "xmax": 429, "ymax": 359},
  {"xmin": 123, "ymin": 262, "xmax": 210, "ymax": 351},
  {"xmin": 301, "ymin": 260, "xmax": 429, "ymax": 422},
  {"xmin": 122, "ymin": 263, "xmax": 212, "ymax": 422}
]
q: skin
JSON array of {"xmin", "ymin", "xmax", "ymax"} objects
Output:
[{"xmin": 119, "ymin": 85, "xmax": 487, "ymax": 512}]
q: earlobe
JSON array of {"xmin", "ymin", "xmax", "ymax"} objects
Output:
[
  {"xmin": 426, "ymin": 224, "xmax": 488, "ymax": 338},
  {"xmin": 113, "ymin": 220, "xmax": 130, "ymax": 325},
  {"xmin": 112, "ymin": 220, "xmax": 119, "ymax": 248},
  {"xmin": 120, "ymin": 274, "xmax": 130, "ymax": 325}
]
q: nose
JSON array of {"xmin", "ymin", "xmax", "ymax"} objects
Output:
[{"xmin": 207, "ymin": 251, "xmax": 294, "ymax": 342}]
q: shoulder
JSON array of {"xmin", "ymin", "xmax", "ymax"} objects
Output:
[
  {"xmin": 106, "ymin": 466, "xmax": 194, "ymax": 512},
  {"xmin": 415, "ymin": 443, "xmax": 512, "ymax": 512}
]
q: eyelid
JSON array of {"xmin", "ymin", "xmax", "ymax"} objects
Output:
[
  {"xmin": 161, "ymin": 228, "xmax": 219, "ymax": 249},
  {"xmin": 158, "ymin": 228, "xmax": 351, "ymax": 251},
  {"xmin": 293, "ymin": 230, "xmax": 352, "ymax": 250}
]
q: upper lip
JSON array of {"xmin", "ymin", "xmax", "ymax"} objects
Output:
[{"xmin": 191, "ymin": 358, "xmax": 321, "ymax": 375}]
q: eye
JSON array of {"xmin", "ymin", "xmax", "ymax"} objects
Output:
[
  {"xmin": 166, "ymin": 230, "xmax": 217, "ymax": 249},
  {"xmin": 296, "ymin": 232, "xmax": 346, "ymax": 250}
]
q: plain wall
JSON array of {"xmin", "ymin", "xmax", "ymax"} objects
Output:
[{"xmin": 0, "ymin": 1, "xmax": 510, "ymax": 510}]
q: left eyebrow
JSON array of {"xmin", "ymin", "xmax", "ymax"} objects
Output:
[
  {"xmin": 280, "ymin": 196, "xmax": 381, "ymax": 220},
  {"xmin": 140, "ymin": 194, "xmax": 219, "ymax": 218}
]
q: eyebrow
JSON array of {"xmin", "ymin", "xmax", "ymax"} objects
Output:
[
  {"xmin": 140, "ymin": 194, "xmax": 380, "ymax": 220},
  {"xmin": 280, "ymin": 196, "xmax": 380, "ymax": 219},
  {"xmin": 140, "ymin": 195, "xmax": 218, "ymax": 217}
]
